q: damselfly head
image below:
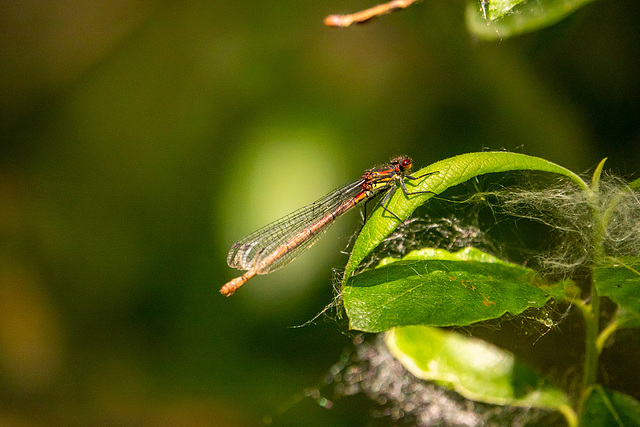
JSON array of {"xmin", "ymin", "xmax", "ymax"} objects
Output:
[{"xmin": 390, "ymin": 156, "xmax": 413, "ymax": 173}]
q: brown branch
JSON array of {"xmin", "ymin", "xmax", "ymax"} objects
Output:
[{"xmin": 324, "ymin": 0, "xmax": 420, "ymax": 28}]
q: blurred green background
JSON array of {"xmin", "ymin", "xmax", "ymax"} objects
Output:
[{"xmin": 0, "ymin": 1, "xmax": 638, "ymax": 425}]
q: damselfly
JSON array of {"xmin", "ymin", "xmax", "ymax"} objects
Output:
[{"xmin": 221, "ymin": 156, "xmax": 435, "ymax": 296}]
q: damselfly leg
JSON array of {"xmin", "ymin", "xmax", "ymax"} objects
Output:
[{"xmin": 378, "ymin": 170, "xmax": 438, "ymax": 221}]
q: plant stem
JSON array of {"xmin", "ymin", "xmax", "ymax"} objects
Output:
[
  {"xmin": 581, "ymin": 286, "xmax": 599, "ymax": 390},
  {"xmin": 578, "ymin": 159, "xmax": 607, "ymax": 418}
]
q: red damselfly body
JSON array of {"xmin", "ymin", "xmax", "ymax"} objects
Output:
[{"xmin": 221, "ymin": 156, "xmax": 435, "ymax": 296}]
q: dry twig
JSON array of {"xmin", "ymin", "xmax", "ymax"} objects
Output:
[{"xmin": 325, "ymin": 0, "xmax": 420, "ymax": 28}]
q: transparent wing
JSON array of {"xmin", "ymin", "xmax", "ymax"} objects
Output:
[{"xmin": 227, "ymin": 179, "xmax": 366, "ymax": 273}]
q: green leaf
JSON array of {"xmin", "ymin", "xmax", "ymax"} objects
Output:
[
  {"xmin": 614, "ymin": 308, "xmax": 640, "ymax": 330},
  {"xmin": 466, "ymin": 0, "xmax": 597, "ymax": 41},
  {"xmin": 581, "ymin": 386, "xmax": 640, "ymax": 427},
  {"xmin": 386, "ymin": 326, "xmax": 572, "ymax": 411},
  {"xmin": 343, "ymin": 152, "xmax": 588, "ymax": 285},
  {"xmin": 479, "ymin": 0, "xmax": 526, "ymax": 21},
  {"xmin": 343, "ymin": 247, "xmax": 565, "ymax": 332},
  {"xmin": 595, "ymin": 256, "xmax": 640, "ymax": 319}
]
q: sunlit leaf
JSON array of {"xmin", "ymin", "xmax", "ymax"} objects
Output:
[
  {"xmin": 343, "ymin": 247, "xmax": 565, "ymax": 332},
  {"xmin": 386, "ymin": 326, "xmax": 572, "ymax": 410}
]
